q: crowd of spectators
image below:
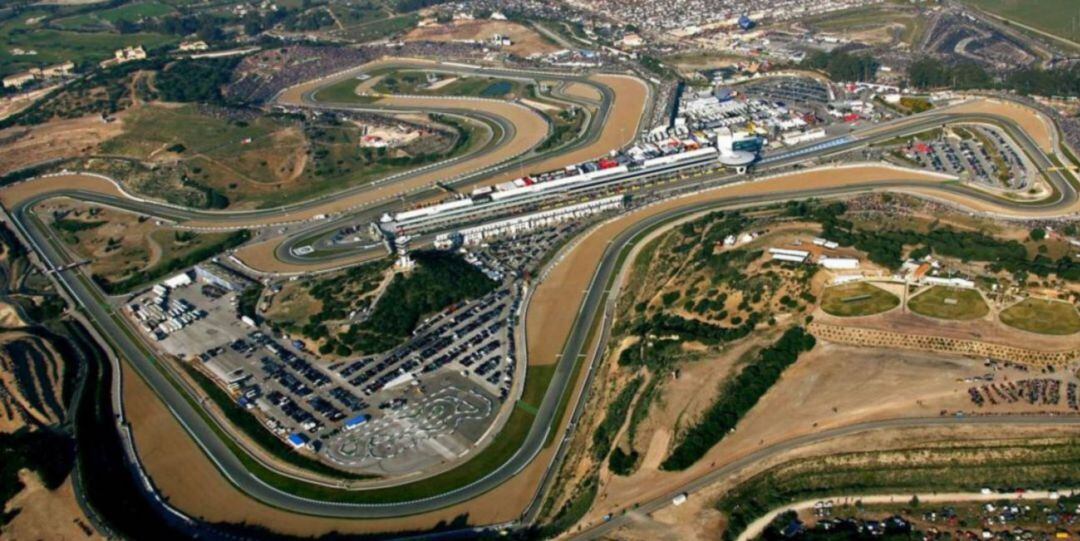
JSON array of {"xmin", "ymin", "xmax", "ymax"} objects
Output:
[{"xmin": 226, "ymin": 42, "xmax": 500, "ymax": 104}]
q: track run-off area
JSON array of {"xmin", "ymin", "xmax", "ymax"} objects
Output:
[{"xmin": 2, "ymin": 56, "xmax": 1080, "ymax": 536}]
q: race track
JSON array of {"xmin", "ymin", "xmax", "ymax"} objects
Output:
[{"xmin": 2, "ymin": 59, "xmax": 1079, "ymax": 529}]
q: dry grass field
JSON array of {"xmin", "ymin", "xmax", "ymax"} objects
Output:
[
  {"xmin": 907, "ymin": 286, "xmax": 990, "ymax": 321},
  {"xmin": 999, "ymin": 297, "xmax": 1080, "ymax": 335},
  {"xmin": 35, "ymin": 198, "xmax": 238, "ymax": 286},
  {"xmin": 820, "ymin": 282, "xmax": 901, "ymax": 317}
]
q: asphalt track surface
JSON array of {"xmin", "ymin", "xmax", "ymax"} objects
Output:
[{"xmin": 5, "ymin": 83, "xmax": 1080, "ymax": 522}]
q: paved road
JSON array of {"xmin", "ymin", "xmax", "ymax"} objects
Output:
[{"xmin": 5, "ymin": 87, "xmax": 1079, "ymax": 521}]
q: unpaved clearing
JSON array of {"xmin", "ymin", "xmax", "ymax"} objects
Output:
[
  {"xmin": 2, "ymin": 471, "xmax": 102, "ymax": 541},
  {"xmin": 580, "ymin": 341, "xmax": 1074, "ymax": 529},
  {"xmin": 403, "ymin": 20, "xmax": 561, "ymax": 57},
  {"xmin": 562, "ymin": 82, "xmax": 603, "ymax": 103},
  {"xmin": 0, "ymin": 113, "xmax": 126, "ymax": 175},
  {"xmin": 606, "ymin": 424, "xmax": 1080, "ymax": 541}
]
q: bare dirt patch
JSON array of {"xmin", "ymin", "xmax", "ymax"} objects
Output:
[
  {"xmin": 2, "ymin": 471, "xmax": 102, "ymax": 541},
  {"xmin": 582, "ymin": 341, "xmax": 1068, "ymax": 529},
  {"xmin": 403, "ymin": 20, "xmax": 560, "ymax": 57},
  {"xmin": 0, "ymin": 113, "xmax": 125, "ymax": 175}
]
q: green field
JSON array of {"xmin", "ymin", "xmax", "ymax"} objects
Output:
[
  {"xmin": 374, "ymin": 72, "xmax": 524, "ymax": 98},
  {"xmin": 0, "ymin": 21, "xmax": 175, "ymax": 78},
  {"xmin": 98, "ymin": 104, "xmax": 489, "ymax": 209},
  {"xmin": 999, "ymin": 297, "xmax": 1080, "ymax": 335},
  {"xmin": 962, "ymin": 0, "xmax": 1080, "ymax": 44},
  {"xmin": 310, "ymin": 78, "xmax": 381, "ymax": 103},
  {"xmin": 54, "ymin": 2, "xmax": 175, "ymax": 30},
  {"xmin": 804, "ymin": 4, "xmax": 927, "ymax": 45},
  {"xmin": 820, "ymin": 282, "xmax": 901, "ymax": 317},
  {"xmin": 907, "ymin": 285, "xmax": 990, "ymax": 320}
]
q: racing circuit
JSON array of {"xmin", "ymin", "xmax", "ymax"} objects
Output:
[{"xmin": 2, "ymin": 56, "xmax": 1079, "ymax": 534}]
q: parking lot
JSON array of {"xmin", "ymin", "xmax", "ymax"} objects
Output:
[
  {"xmin": 121, "ymin": 214, "xmax": 600, "ymax": 478},
  {"xmin": 903, "ymin": 126, "xmax": 1031, "ymax": 190}
]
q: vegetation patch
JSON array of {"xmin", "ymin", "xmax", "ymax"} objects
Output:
[
  {"xmin": 999, "ymin": 298, "xmax": 1080, "ymax": 335},
  {"xmin": 908, "ymin": 286, "xmax": 989, "ymax": 320},
  {"xmin": 592, "ymin": 376, "xmax": 643, "ymax": 461},
  {"xmin": 716, "ymin": 438, "xmax": 1080, "ymax": 541},
  {"xmin": 661, "ymin": 327, "xmax": 817, "ymax": 471},
  {"xmin": 786, "ymin": 201, "xmax": 1080, "ymax": 280},
  {"xmin": 273, "ymin": 251, "xmax": 496, "ymax": 357},
  {"xmin": 0, "ymin": 429, "xmax": 75, "ymax": 525},
  {"xmin": 820, "ymin": 282, "xmax": 900, "ymax": 317}
]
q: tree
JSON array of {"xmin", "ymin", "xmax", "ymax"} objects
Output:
[{"xmin": 1030, "ymin": 228, "xmax": 1047, "ymax": 241}]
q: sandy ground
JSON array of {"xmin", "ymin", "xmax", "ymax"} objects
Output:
[
  {"xmin": 561, "ymin": 82, "xmax": 603, "ymax": 103},
  {"xmin": 120, "ymin": 360, "xmax": 556, "ymax": 535},
  {"xmin": 579, "ymin": 340, "xmax": 1077, "ymax": 531},
  {"xmin": 607, "ymin": 423, "xmax": 1080, "ymax": 541},
  {"xmin": 0, "ymin": 113, "xmax": 125, "ymax": 175},
  {"xmin": 404, "ymin": 20, "xmax": 561, "ymax": 57},
  {"xmin": 948, "ymin": 99, "xmax": 1056, "ymax": 154},
  {"xmin": 2, "ymin": 471, "xmax": 101, "ymax": 541},
  {"xmin": 0, "ymin": 300, "xmax": 27, "ymax": 327},
  {"xmin": 0, "ymin": 85, "xmax": 59, "ymax": 122}
]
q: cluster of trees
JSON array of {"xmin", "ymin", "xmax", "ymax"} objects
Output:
[
  {"xmin": 591, "ymin": 376, "xmax": 643, "ymax": 462},
  {"xmin": 907, "ymin": 57, "xmax": 1080, "ymax": 97},
  {"xmin": 660, "ymin": 327, "xmax": 816, "ymax": 471},
  {"xmin": 907, "ymin": 57, "xmax": 993, "ymax": 90},
  {"xmin": 92, "ymin": 230, "xmax": 250, "ymax": 294},
  {"xmin": 1, "ymin": 428, "xmax": 76, "ymax": 523},
  {"xmin": 396, "ymin": 0, "xmax": 452, "ymax": 13},
  {"xmin": 803, "ymin": 50, "xmax": 880, "ymax": 82},
  {"xmin": 237, "ymin": 283, "xmax": 264, "ymax": 323},
  {"xmin": 155, "ymin": 58, "xmax": 240, "ymax": 105},
  {"xmin": 789, "ymin": 201, "xmax": 1080, "ymax": 280},
  {"xmin": 1, "ymin": 58, "xmax": 164, "ymax": 129},
  {"xmin": 311, "ymin": 251, "xmax": 496, "ymax": 356},
  {"xmin": 608, "ymin": 447, "xmax": 639, "ymax": 476}
]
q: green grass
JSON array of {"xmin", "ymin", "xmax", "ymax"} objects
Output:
[
  {"xmin": 337, "ymin": 13, "xmax": 418, "ymax": 42},
  {"xmin": 374, "ymin": 72, "xmax": 524, "ymax": 98},
  {"xmin": 805, "ymin": 4, "xmax": 926, "ymax": 45},
  {"xmin": 102, "ymin": 105, "xmax": 283, "ymax": 157},
  {"xmin": 999, "ymin": 297, "xmax": 1080, "ymax": 335},
  {"xmin": 97, "ymin": 2, "xmax": 175, "ymax": 23},
  {"xmin": 820, "ymin": 282, "xmax": 900, "ymax": 317},
  {"xmin": 0, "ymin": 8, "xmax": 176, "ymax": 78},
  {"xmin": 961, "ymin": 0, "xmax": 1080, "ymax": 44},
  {"xmin": 311, "ymin": 78, "xmax": 381, "ymax": 103},
  {"xmin": 907, "ymin": 285, "xmax": 989, "ymax": 320},
  {"xmin": 521, "ymin": 363, "xmax": 557, "ymax": 410}
]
